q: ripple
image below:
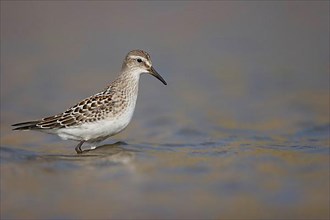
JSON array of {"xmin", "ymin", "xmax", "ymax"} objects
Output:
[
  {"xmin": 294, "ymin": 124, "xmax": 329, "ymax": 138},
  {"xmin": 0, "ymin": 146, "xmax": 39, "ymax": 164},
  {"xmin": 258, "ymin": 144, "xmax": 329, "ymax": 154},
  {"xmin": 189, "ymin": 150, "xmax": 236, "ymax": 157}
]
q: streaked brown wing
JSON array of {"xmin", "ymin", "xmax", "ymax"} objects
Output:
[{"xmin": 36, "ymin": 93, "xmax": 116, "ymax": 129}]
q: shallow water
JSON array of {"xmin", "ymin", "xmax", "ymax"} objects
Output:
[
  {"xmin": 1, "ymin": 125, "xmax": 329, "ymax": 219},
  {"xmin": 1, "ymin": 2, "xmax": 329, "ymax": 219},
  {"xmin": 1, "ymin": 131, "xmax": 329, "ymax": 219}
]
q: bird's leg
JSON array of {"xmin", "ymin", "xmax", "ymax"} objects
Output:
[{"xmin": 75, "ymin": 140, "xmax": 85, "ymax": 154}]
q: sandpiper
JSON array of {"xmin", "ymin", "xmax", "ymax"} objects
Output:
[{"xmin": 12, "ymin": 50, "xmax": 167, "ymax": 153}]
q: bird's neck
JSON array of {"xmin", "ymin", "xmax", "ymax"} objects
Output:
[
  {"xmin": 103, "ymin": 68, "xmax": 140, "ymax": 97},
  {"xmin": 120, "ymin": 68, "xmax": 140, "ymax": 87}
]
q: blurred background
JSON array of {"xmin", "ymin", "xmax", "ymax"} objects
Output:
[{"xmin": 1, "ymin": 1, "xmax": 329, "ymax": 219}]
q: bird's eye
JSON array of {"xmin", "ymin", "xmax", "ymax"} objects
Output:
[{"xmin": 137, "ymin": 58, "xmax": 142, "ymax": 63}]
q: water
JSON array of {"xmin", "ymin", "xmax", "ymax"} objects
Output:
[{"xmin": 1, "ymin": 2, "xmax": 329, "ymax": 219}]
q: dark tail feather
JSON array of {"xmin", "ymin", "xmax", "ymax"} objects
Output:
[{"xmin": 12, "ymin": 121, "xmax": 40, "ymax": 130}]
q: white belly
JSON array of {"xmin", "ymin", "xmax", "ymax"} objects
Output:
[{"xmin": 56, "ymin": 100, "xmax": 136, "ymax": 142}]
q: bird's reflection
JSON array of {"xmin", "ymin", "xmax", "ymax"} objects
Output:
[
  {"xmin": 81, "ymin": 141, "xmax": 136, "ymax": 165},
  {"xmin": 81, "ymin": 141, "xmax": 129, "ymax": 154},
  {"xmin": 41, "ymin": 141, "xmax": 136, "ymax": 166}
]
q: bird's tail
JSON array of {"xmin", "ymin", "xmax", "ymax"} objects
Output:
[{"xmin": 12, "ymin": 121, "xmax": 40, "ymax": 130}]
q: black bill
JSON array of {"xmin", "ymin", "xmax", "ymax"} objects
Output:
[{"xmin": 149, "ymin": 66, "xmax": 167, "ymax": 85}]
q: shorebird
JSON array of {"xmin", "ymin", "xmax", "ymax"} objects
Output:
[{"xmin": 12, "ymin": 49, "xmax": 167, "ymax": 153}]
